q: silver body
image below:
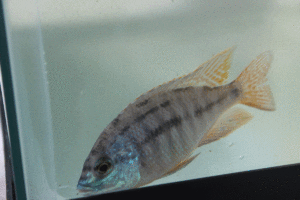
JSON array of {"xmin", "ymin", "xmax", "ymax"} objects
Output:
[{"xmin": 79, "ymin": 82, "xmax": 241, "ymax": 188}]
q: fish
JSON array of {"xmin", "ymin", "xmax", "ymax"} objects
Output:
[{"xmin": 77, "ymin": 47, "xmax": 275, "ymax": 195}]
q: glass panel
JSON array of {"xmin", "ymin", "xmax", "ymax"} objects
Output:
[
  {"xmin": 2, "ymin": 0, "xmax": 300, "ymax": 199},
  {"xmin": 0, "ymin": 119, "xmax": 5, "ymax": 199}
]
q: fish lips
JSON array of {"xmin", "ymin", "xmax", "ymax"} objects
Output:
[
  {"xmin": 77, "ymin": 180, "xmax": 126, "ymax": 195},
  {"xmin": 76, "ymin": 175, "xmax": 104, "ymax": 193},
  {"xmin": 77, "ymin": 180, "xmax": 96, "ymax": 193}
]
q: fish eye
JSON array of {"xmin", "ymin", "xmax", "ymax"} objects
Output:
[{"xmin": 94, "ymin": 158, "xmax": 112, "ymax": 176}]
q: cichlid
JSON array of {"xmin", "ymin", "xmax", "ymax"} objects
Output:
[{"xmin": 77, "ymin": 47, "xmax": 275, "ymax": 195}]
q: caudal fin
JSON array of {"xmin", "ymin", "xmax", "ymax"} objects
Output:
[{"xmin": 235, "ymin": 51, "xmax": 276, "ymax": 111}]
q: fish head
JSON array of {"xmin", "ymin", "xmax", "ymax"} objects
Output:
[{"xmin": 77, "ymin": 136, "xmax": 141, "ymax": 194}]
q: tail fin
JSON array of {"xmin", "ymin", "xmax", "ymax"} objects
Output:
[{"xmin": 235, "ymin": 51, "xmax": 275, "ymax": 111}]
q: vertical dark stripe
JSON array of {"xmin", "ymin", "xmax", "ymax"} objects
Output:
[
  {"xmin": 91, "ymin": 149, "xmax": 98, "ymax": 156},
  {"xmin": 160, "ymin": 100, "xmax": 170, "ymax": 108},
  {"xmin": 177, "ymin": 91, "xmax": 197, "ymax": 134},
  {"xmin": 165, "ymin": 127, "xmax": 179, "ymax": 159},
  {"xmin": 204, "ymin": 102, "xmax": 214, "ymax": 111},
  {"xmin": 145, "ymin": 106, "xmax": 159, "ymax": 115},
  {"xmin": 173, "ymin": 87, "xmax": 192, "ymax": 93},
  {"xmin": 136, "ymin": 99, "xmax": 149, "ymax": 107},
  {"xmin": 172, "ymin": 94, "xmax": 192, "ymax": 151},
  {"xmin": 194, "ymin": 106, "xmax": 203, "ymax": 118},
  {"xmin": 141, "ymin": 116, "xmax": 182, "ymax": 144},
  {"xmin": 135, "ymin": 106, "xmax": 159, "ymax": 123},
  {"xmin": 231, "ymin": 88, "xmax": 241, "ymax": 97},
  {"xmin": 216, "ymin": 94, "xmax": 227, "ymax": 104},
  {"xmin": 120, "ymin": 125, "xmax": 130, "ymax": 135},
  {"xmin": 161, "ymin": 97, "xmax": 186, "ymax": 157},
  {"xmin": 202, "ymin": 87, "xmax": 214, "ymax": 108},
  {"xmin": 112, "ymin": 118, "xmax": 119, "ymax": 127},
  {"xmin": 141, "ymin": 123, "xmax": 152, "ymax": 136}
]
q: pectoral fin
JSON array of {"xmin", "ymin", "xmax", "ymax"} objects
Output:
[
  {"xmin": 134, "ymin": 153, "xmax": 201, "ymax": 188},
  {"xmin": 198, "ymin": 107, "xmax": 253, "ymax": 147},
  {"xmin": 162, "ymin": 153, "xmax": 201, "ymax": 178}
]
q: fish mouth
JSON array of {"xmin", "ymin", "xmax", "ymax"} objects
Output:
[
  {"xmin": 77, "ymin": 180, "xmax": 125, "ymax": 195},
  {"xmin": 77, "ymin": 182, "xmax": 117, "ymax": 196},
  {"xmin": 77, "ymin": 182, "xmax": 95, "ymax": 193},
  {"xmin": 77, "ymin": 189, "xmax": 93, "ymax": 193}
]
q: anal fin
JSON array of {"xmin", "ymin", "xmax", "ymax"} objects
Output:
[{"xmin": 198, "ymin": 107, "xmax": 253, "ymax": 147}]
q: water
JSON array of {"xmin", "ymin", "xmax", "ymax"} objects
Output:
[{"xmin": 3, "ymin": 0, "xmax": 300, "ymax": 199}]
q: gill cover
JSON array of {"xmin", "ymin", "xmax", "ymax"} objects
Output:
[{"xmin": 77, "ymin": 136, "xmax": 141, "ymax": 194}]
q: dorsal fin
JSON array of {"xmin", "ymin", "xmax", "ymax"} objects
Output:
[
  {"xmin": 175, "ymin": 46, "xmax": 236, "ymax": 88},
  {"xmin": 135, "ymin": 47, "xmax": 236, "ymax": 104}
]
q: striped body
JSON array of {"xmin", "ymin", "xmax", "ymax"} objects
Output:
[{"xmin": 87, "ymin": 82, "xmax": 241, "ymax": 187}]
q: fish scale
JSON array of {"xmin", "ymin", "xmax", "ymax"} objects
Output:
[
  {"xmin": 135, "ymin": 94, "xmax": 184, "ymax": 172},
  {"xmin": 124, "ymin": 92, "xmax": 187, "ymax": 178},
  {"xmin": 124, "ymin": 83, "xmax": 240, "ymax": 186}
]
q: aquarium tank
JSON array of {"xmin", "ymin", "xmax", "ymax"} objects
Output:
[{"xmin": 0, "ymin": 0, "xmax": 300, "ymax": 199}]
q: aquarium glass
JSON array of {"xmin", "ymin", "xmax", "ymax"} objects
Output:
[{"xmin": 2, "ymin": 0, "xmax": 300, "ymax": 199}]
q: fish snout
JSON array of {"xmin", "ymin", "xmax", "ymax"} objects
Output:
[{"xmin": 77, "ymin": 180, "xmax": 94, "ymax": 193}]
